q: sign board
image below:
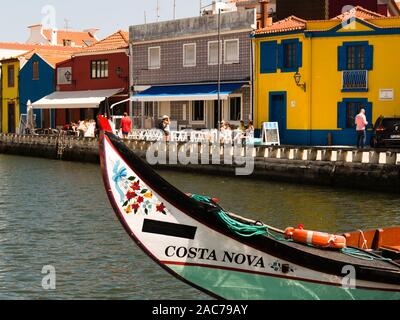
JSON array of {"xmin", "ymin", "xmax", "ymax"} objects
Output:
[
  {"xmin": 379, "ymin": 89, "xmax": 394, "ymax": 101},
  {"xmin": 57, "ymin": 67, "xmax": 72, "ymax": 85},
  {"xmin": 261, "ymin": 122, "xmax": 280, "ymax": 146}
]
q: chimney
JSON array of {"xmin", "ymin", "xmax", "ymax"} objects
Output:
[
  {"xmin": 259, "ymin": 0, "xmax": 270, "ymax": 29},
  {"xmin": 84, "ymin": 28, "xmax": 100, "ymax": 40},
  {"xmin": 51, "ymin": 28, "xmax": 58, "ymax": 45},
  {"xmin": 27, "ymin": 24, "xmax": 47, "ymax": 45}
]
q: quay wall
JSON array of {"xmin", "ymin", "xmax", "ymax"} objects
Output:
[{"xmin": 1, "ymin": 134, "xmax": 400, "ymax": 193}]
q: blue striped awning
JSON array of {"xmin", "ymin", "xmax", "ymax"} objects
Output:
[{"xmin": 132, "ymin": 83, "xmax": 246, "ymax": 102}]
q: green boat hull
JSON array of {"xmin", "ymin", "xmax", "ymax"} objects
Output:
[{"xmin": 169, "ymin": 265, "xmax": 400, "ymax": 300}]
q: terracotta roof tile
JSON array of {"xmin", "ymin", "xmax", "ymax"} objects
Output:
[
  {"xmin": 0, "ymin": 42, "xmax": 79, "ymax": 52},
  {"xmin": 42, "ymin": 29, "xmax": 98, "ymax": 47},
  {"xmin": 255, "ymin": 6, "xmax": 400, "ymax": 35},
  {"xmin": 0, "ymin": 43, "xmax": 79, "ymax": 62},
  {"xmin": 255, "ymin": 16, "xmax": 306, "ymax": 35},
  {"xmin": 332, "ymin": 6, "xmax": 385, "ymax": 20},
  {"xmin": 77, "ymin": 30, "xmax": 128, "ymax": 53},
  {"xmin": 18, "ymin": 48, "xmax": 73, "ymax": 67}
]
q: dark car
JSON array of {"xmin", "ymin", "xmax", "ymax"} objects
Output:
[{"xmin": 371, "ymin": 116, "xmax": 400, "ymax": 148}]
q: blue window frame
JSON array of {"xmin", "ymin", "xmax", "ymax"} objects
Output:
[
  {"xmin": 278, "ymin": 39, "xmax": 302, "ymax": 72},
  {"xmin": 260, "ymin": 41, "xmax": 278, "ymax": 74},
  {"xmin": 337, "ymin": 98, "xmax": 372, "ymax": 130},
  {"xmin": 338, "ymin": 41, "xmax": 373, "ymax": 71}
]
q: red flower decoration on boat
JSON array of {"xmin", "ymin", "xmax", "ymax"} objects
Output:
[
  {"xmin": 137, "ymin": 196, "xmax": 144, "ymax": 204},
  {"xmin": 131, "ymin": 181, "xmax": 141, "ymax": 191},
  {"xmin": 156, "ymin": 203, "xmax": 166, "ymax": 213},
  {"xmin": 126, "ymin": 191, "xmax": 136, "ymax": 199},
  {"xmin": 133, "ymin": 203, "xmax": 140, "ymax": 211}
]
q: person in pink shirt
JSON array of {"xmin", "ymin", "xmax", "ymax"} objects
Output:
[
  {"xmin": 355, "ymin": 109, "xmax": 368, "ymax": 149},
  {"xmin": 120, "ymin": 113, "xmax": 132, "ymax": 139}
]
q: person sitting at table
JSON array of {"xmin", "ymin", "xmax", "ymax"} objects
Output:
[
  {"xmin": 246, "ymin": 121, "xmax": 254, "ymax": 133},
  {"xmin": 77, "ymin": 120, "xmax": 88, "ymax": 138},
  {"xmin": 238, "ymin": 120, "xmax": 246, "ymax": 132},
  {"xmin": 85, "ymin": 119, "xmax": 96, "ymax": 138},
  {"xmin": 158, "ymin": 115, "xmax": 171, "ymax": 141}
]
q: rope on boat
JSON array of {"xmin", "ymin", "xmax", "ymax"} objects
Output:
[
  {"xmin": 191, "ymin": 194, "xmax": 289, "ymax": 241},
  {"xmin": 341, "ymin": 247, "xmax": 392, "ymax": 262},
  {"xmin": 190, "ymin": 194, "xmax": 393, "ymax": 262}
]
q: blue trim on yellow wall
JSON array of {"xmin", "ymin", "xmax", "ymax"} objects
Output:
[
  {"xmin": 283, "ymin": 129, "xmax": 373, "ymax": 146},
  {"xmin": 268, "ymin": 91, "xmax": 287, "ymax": 141},
  {"xmin": 260, "ymin": 40, "xmax": 278, "ymax": 74},
  {"xmin": 280, "ymin": 39, "xmax": 302, "ymax": 73},
  {"xmin": 305, "ymin": 17, "xmax": 400, "ymax": 38},
  {"xmin": 341, "ymin": 88, "xmax": 369, "ymax": 92},
  {"xmin": 337, "ymin": 98, "xmax": 372, "ymax": 130},
  {"xmin": 256, "ymin": 128, "xmax": 372, "ymax": 146}
]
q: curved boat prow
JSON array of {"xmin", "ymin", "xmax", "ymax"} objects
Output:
[{"xmin": 99, "ymin": 130, "xmax": 400, "ymax": 300}]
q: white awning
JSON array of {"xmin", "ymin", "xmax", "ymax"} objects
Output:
[{"xmin": 32, "ymin": 89, "xmax": 123, "ymax": 110}]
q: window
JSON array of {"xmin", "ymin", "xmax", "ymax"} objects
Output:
[
  {"xmin": 191, "ymin": 101, "xmax": 205, "ymax": 122},
  {"xmin": 346, "ymin": 45, "xmax": 365, "ymax": 70},
  {"xmin": 144, "ymin": 102, "xmax": 154, "ymax": 117},
  {"xmin": 260, "ymin": 41, "xmax": 278, "ymax": 74},
  {"xmin": 208, "ymin": 41, "xmax": 222, "ymax": 65},
  {"xmin": 283, "ymin": 42, "xmax": 297, "ymax": 69},
  {"xmin": 224, "ymin": 39, "xmax": 239, "ymax": 64},
  {"xmin": 91, "ymin": 60, "xmax": 109, "ymax": 79},
  {"xmin": 183, "ymin": 44, "xmax": 196, "ymax": 67},
  {"xmin": 338, "ymin": 42, "xmax": 373, "ymax": 71},
  {"xmin": 229, "ymin": 96, "xmax": 241, "ymax": 122},
  {"xmin": 7, "ymin": 65, "xmax": 15, "ymax": 87},
  {"xmin": 345, "ymin": 101, "xmax": 363, "ymax": 129},
  {"xmin": 63, "ymin": 39, "xmax": 72, "ymax": 46},
  {"xmin": 337, "ymin": 99, "xmax": 372, "ymax": 130},
  {"xmin": 32, "ymin": 61, "xmax": 39, "ymax": 80},
  {"xmin": 279, "ymin": 39, "xmax": 302, "ymax": 72},
  {"xmin": 148, "ymin": 47, "xmax": 161, "ymax": 69}
]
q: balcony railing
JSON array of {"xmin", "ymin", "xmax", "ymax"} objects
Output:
[{"xmin": 342, "ymin": 70, "xmax": 368, "ymax": 91}]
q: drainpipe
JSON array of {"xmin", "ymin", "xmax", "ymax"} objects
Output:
[
  {"xmin": 250, "ymin": 31, "xmax": 255, "ymax": 123},
  {"xmin": 128, "ymin": 43, "xmax": 133, "ymax": 120},
  {"xmin": 308, "ymin": 36, "xmax": 313, "ymax": 146}
]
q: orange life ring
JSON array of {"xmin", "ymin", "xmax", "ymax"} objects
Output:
[{"xmin": 284, "ymin": 227, "xmax": 347, "ymax": 250}]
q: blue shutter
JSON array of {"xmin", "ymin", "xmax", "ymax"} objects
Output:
[
  {"xmin": 337, "ymin": 102, "xmax": 346, "ymax": 129},
  {"xmin": 296, "ymin": 41, "xmax": 302, "ymax": 68},
  {"xmin": 260, "ymin": 41, "xmax": 277, "ymax": 74},
  {"xmin": 277, "ymin": 43, "xmax": 284, "ymax": 70},
  {"xmin": 365, "ymin": 102, "xmax": 373, "ymax": 128},
  {"xmin": 364, "ymin": 45, "xmax": 373, "ymax": 71},
  {"xmin": 338, "ymin": 45, "xmax": 346, "ymax": 71}
]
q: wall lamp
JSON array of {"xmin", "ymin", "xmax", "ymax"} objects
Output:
[
  {"xmin": 116, "ymin": 67, "xmax": 123, "ymax": 77},
  {"xmin": 294, "ymin": 72, "xmax": 306, "ymax": 92}
]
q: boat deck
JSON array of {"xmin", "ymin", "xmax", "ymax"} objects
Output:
[{"xmin": 279, "ymin": 239, "xmax": 400, "ymax": 271}]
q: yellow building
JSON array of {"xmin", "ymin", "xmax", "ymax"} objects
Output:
[
  {"xmin": 254, "ymin": 6, "xmax": 400, "ymax": 145},
  {"xmin": 1, "ymin": 58, "xmax": 22, "ymax": 133}
]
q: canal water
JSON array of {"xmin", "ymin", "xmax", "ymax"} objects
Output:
[{"xmin": 0, "ymin": 154, "xmax": 399, "ymax": 300}]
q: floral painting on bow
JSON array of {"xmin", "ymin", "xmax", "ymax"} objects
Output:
[{"xmin": 112, "ymin": 160, "xmax": 167, "ymax": 215}]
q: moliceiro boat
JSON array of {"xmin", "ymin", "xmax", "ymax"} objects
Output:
[{"xmin": 98, "ymin": 117, "xmax": 400, "ymax": 300}]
